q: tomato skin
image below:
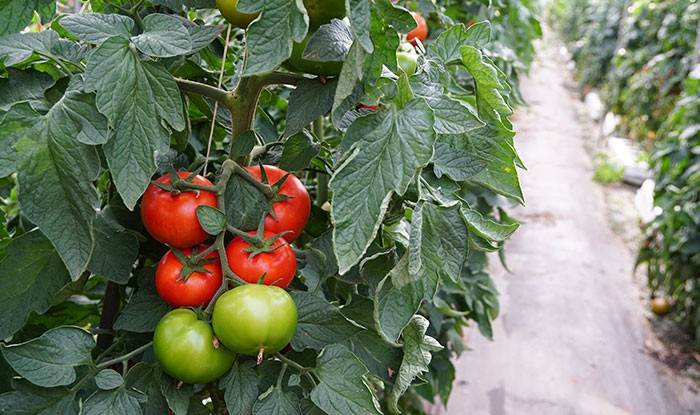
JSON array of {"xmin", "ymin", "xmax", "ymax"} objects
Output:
[
  {"xmin": 141, "ymin": 172, "xmax": 218, "ymax": 248},
  {"xmin": 397, "ymin": 51, "xmax": 418, "ymax": 76},
  {"xmin": 153, "ymin": 309, "xmax": 236, "ymax": 384},
  {"xmin": 216, "ymin": 0, "xmax": 259, "ymax": 28},
  {"xmin": 156, "ymin": 246, "xmax": 223, "ymax": 307},
  {"xmin": 226, "ymin": 232, "xmax": 296, "ymax": 288},
  {"xmin": 212, "ymin": 284, "xmax": 297, "ymax": 356},
  {"xmin": 304, "ymin": 0, "xmax": 346, "ymax": 29},
  {"xmin": 651, "ymin": 297, "xmax": 671, "ymax": 315},
  {"xmin": 357, "ymin": 104, "xmax": 379, "ymax": 111},
  {"xmin": 245, "ymin": 165, "xmax": 310, "ymax": 242},
  {"xmin": 406, "ymin": 12, "xmax": 428, "ymax": 46}
]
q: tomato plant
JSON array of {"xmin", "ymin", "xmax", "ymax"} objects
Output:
[
  {"xmin": 141, "ymin": 172, "xmax": 218, "ymax": 248},
  {"xmin": 153, "ymin": 309, "xmax": 236, "ymax": 384},
  {"xmin": 226, "ymin": 231, "xmax": 296, "ymax": 288},
  {"xmin": 406, "ymin": 12, "xmax": 428, "ymax": 45},
  {"xmin": 245, "ymin": 165, "xmax": 310, "ymax": 242},
  {"xmin": 0, "ymin": 0, "xmax": 539, "ymax": 413},
  {"xmin": 155, "ymin": 246, "xmax": 223, "ymax": 307},
  {"xmin": 211, "ymin": 284, "xmax": 297, "ymax": 358}
]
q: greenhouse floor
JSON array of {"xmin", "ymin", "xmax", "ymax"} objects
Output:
[{"xmin": 440, "ymin": 29, "xmax": 700, "ymax": 415}]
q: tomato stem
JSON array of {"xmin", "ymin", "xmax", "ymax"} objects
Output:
[
  {"xmin": 175, "ymin": 78, "xmax": 232, "ymax": 106},
  {"xmin": 257, "ymin": 347, "xmax": 265, "ymax": 365},
  {"xmin": 94, "ymin": 341, "xmax": 153, "ymax": 370},
  {"xmin": 274, "ymin": 352, "xmax": 318, "ymax": 386}
]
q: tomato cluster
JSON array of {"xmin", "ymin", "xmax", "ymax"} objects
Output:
[{"xmin": 141, "ymin": 166, "xmax": 308, "ymax": 384}]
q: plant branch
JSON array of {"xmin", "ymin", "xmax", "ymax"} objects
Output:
[
  {"xmin": 176, "ymin": 78, "xmax": 233, "ymax": 107},
  {"xmin": 274, "ymin": 352, "xmax": 317, "ymax": 386},
  {"xmin": 95, "ymin": 341, "xmax": 153, "ymax": 370}
]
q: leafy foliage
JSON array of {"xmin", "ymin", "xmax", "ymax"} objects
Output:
[
  {"xmin": 0, "ymin": 0, "xmax": 538, "ymax": 414},
  {"xmin": 638, "ymin": 68, "xmax": 700, "ymax": 346}
]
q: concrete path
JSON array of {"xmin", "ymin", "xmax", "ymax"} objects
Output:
[{"xmin": 442, "ymin": 30, "xmax": 700, "ymax": 415}]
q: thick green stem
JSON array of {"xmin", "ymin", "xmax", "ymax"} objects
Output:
[
  {"xmin": 313, "ymin": 117, "xmax": 329, "ymax": 206},
  {"xmin": 228, "ymin": 73, "xmax": 304, "ymax": 165},
  {"xmin": 176, "ymin": 78, "xmax": 233, "ymax": 108}
]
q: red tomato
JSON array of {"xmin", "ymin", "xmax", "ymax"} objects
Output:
[
  {"xmin": 245, "ymin": 165, "xmax": 310, "ymax": 242},
  {"xmin": 406, "ymin": 12, "xmax": 428, "ymax": 46},
  {"xmin": 226, "ymin": 231, "xmax": 297, "ymax": 288},
  {"xmin": 141, "ymin": 172, "xmax": 218, "ymax": 248},
  {"xmin": 155, "ymin": 246, "xmax": 223, "ymax": 307}
]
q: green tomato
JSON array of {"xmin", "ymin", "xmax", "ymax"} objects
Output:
[
  {"xmin": 304, "ymin": 0, "xmax": 346, "ymax": 29},
  {"xmin": 216, "ymin": 0, "xmax": 259, "ymax": 28},
  {"xmin": 153, "ymin": 309, "xmax": 236, "ymax": 384},
  {"xmin": 284, "ymin": 31, "xmax": 343, "ymax": 76},
  {"xmin": 212, "ymin": 284, "xmax": 297, "ymax": 357},
  {"xmin": 397, "ymin": 51, "xmax": 418, "ymax": 76}
]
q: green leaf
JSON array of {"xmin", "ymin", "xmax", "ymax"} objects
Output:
[
  {"xmin": 411, "ymin": 79, "xmax": 484, "ymax": 135},
  {"xmin": 461, "ymin": 205, "xmax": 519, "ymax": 242},
  {"xmin": 460, "ymin": 45, "xmax": 512, "ymax": 121},
  {"xmin": 279, "ymin": 131, "xmax": 320, "ymax": 172},
  {"xmin": 347, "ymin": 0, "xmax": 372, "ymax": 52},
  {"xmin": 330, "ymin": 43, "xmax": 368, "ymax": 126},
  {"xmin": 95, "ymin": 370, "xmax": 124, "ymax": 390},
  {"xmin": 303, "ymin": 19, "xmax": 353, "ymax": 62},
  {"xmin": 1, "ymin": 326, "xmax": 95, "ymax": 388},
  {"xmin": 160, "ymin": 375, "xmax": 194, "ymax": 415},
  {"xmin": 131, "ymin": 14, "xmax": 191, "ymax": 58},
  {"xmin": 125, "ymin": 363, "xmax": 169, "ymax": 415},
  {"xmin": 0, "ymin": 230, "xmax": 71, "ymax": 340},
  {"xmin": 224, "ymin": 173, "xmax": 270, "ymax": 231},
  {"xmin": 59, "ymin": 13, "xmax": 135, "ymax": 45},
  {"xmin": 290, "ymin": 292, "xmax": 362, "ymax": 351},
  {"xmin": 15, "ymin": 81, "xmax": 104, "ymax": 279},
  {"xmin": 88, "ymin": 208, "xmax": 139, "ymax": 284},
  {"xmin": 85, "ymin": 36, "xmax": 185, "ymax": 209},
  {"xmin": 0, "ymin": 0, "xmax": 55, "ymax": 36},
  {"xmin": 427, "ymin": 22, "xmax": 491, "ymax": 65},
  {"xmin": 388, "ymin": 315, "xmax": 442, "ymax": 412},
  {"xmin": 220, "ymin": 360, "xmax": 259, "ymax": 415},
  {"xmin": 83, "ymin": 386, "xmax": 144, "ymax": 415},
  {"xmin": 433, "ymin": 123, "xmax": 524, "ymax": 204},
  {"xmin": 344, "ymin": 330, "xmax": 402, "ymax": 383},
  {"xmin": 0, "ymin": 103, "xmax": 40, "ymax": 178},
  {"xmin": 188, "ymin": 25, "xmax": 224, "ymax": 53},
  {"xmin": 330, "ymin": 99, "xmax": 436, "ymax": 274},
  {"xmin": 113, "ymin": 290, "xmax": 169, "ymax": 333},
  {"xmin": 284, "ymin": 78, "xmax": 337, "ymax": 138},
  {"xmin": 196, "ymin": 205, "xmax": 227, "ymax": 235},
  {"xmin": 0, "ymin": 382, "xmax": 78, "ymax": 415},
  {"xmin": 409, "ymin": 202, "xmax": 467, "ymax": 282},
  {"xmin": 252, "ymin": 387, "xmax": 301, "ymax": 415},
  {"xmin": 310, "ymin": 344, "xmax": 381, "ymax": 415},
  {"xmin": 240, "ymin": 0, "xmax": 308, "ymax": 75},
  {"xmin": 0, "ymin": 68, "xmax": 56, "ymax": 112},
  {"xmin": 0, "ymin": 30, "xmax": 86, "ymax": 67},
  {"xmin": 374, "ymin": 274, "xmax": 436, "ymax": 344},
  {"xmin": 230, "ymin": 130, "xmax": 258, "ymax": 160}
]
